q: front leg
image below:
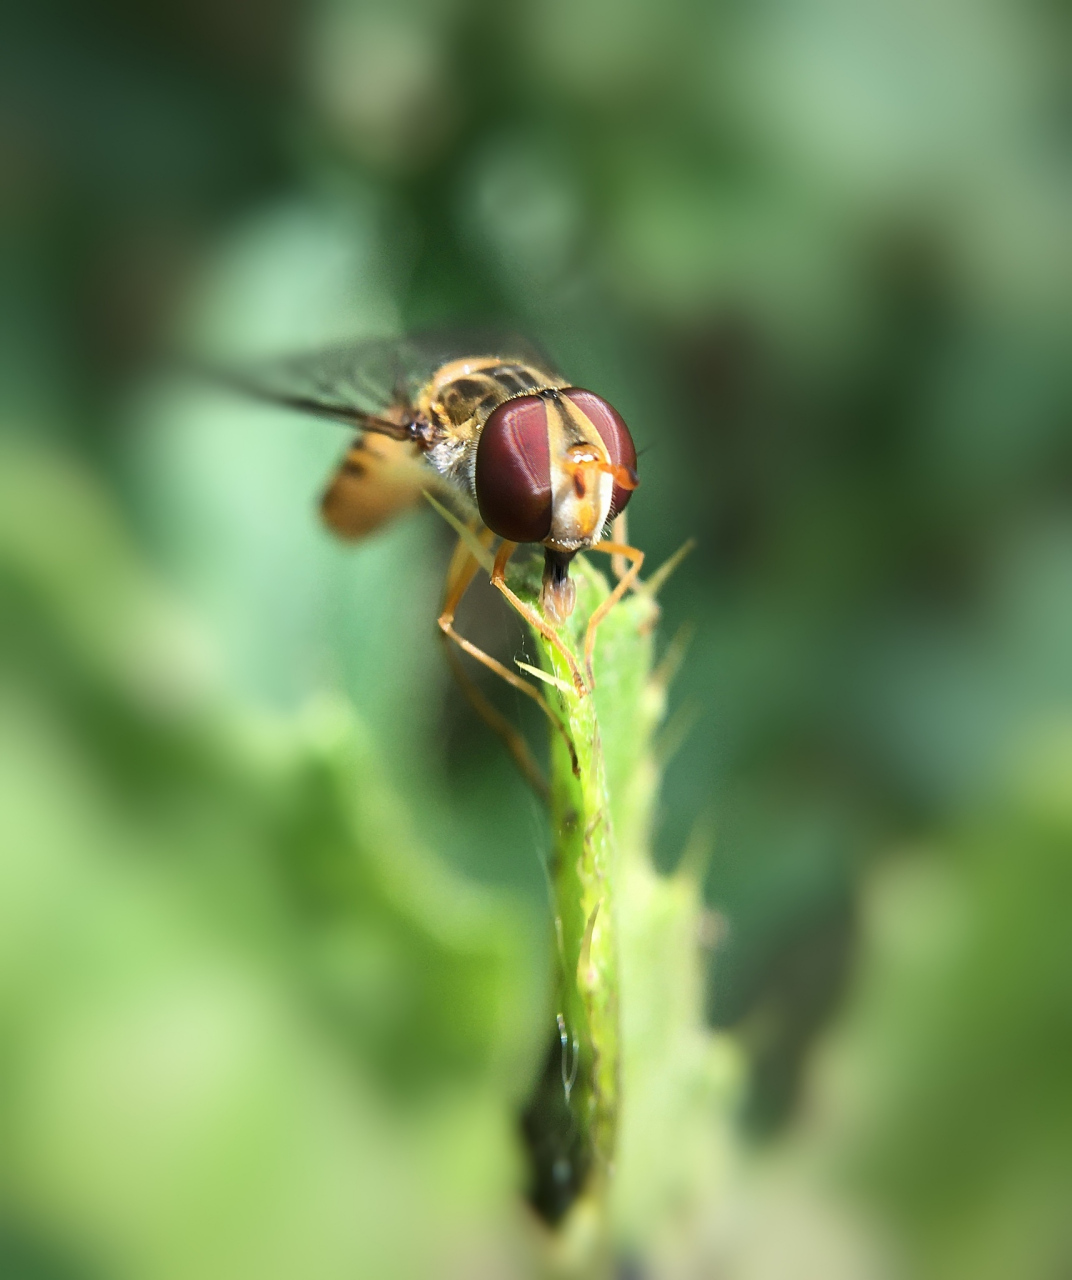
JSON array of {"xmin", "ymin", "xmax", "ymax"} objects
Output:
[{"xmin": 489, "ymin": 541, "xmax": 589, "ymax": 696}]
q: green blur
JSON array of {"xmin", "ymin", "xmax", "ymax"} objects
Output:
[{"xmin": 1, "ymin": 0, "xmax": 1070, "ymax": 1275}]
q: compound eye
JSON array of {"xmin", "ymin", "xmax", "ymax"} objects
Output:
[
  {"xmin": 475, "ymin": 394, "xmax": 552, "ymax": 543},
  {"xmin": 561, "ymin": 389, "xmax": 638, "ymax": 517}
]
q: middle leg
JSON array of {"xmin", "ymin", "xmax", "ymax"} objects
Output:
[{"xmin": 438, "ymin": 534, "xmax": 571, "ymax": 790}]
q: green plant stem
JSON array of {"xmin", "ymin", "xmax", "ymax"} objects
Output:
[
  {"xmin": 520, "ymin": 557, "xmax": 660, "ymax": 1212},
  {"xmin": 546, "ymin": 650, "xmax": 619, "ymax": 1179}
]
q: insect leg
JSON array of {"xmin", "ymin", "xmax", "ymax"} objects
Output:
[
  {"xmin": 610, "ymin": 512, "xmax": 630, "ymax": 581},
  {"xmin": 490, "ymin": 542, "xmax": 589, "ymax": 696},
  {"xmin": 582, "ymin": 541, "xmax": 645, "ymax": 689},
  {"xmin": 440, "ymin": 640, "xmax": 548, "ymax": 801},
  {"xmin": 438, "ymin": 535, "xmax": 571, "ymax": 790}
]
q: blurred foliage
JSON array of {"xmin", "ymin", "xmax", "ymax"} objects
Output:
[
  {"xmin": 0, "ymin": 447, "xmax": 540, "ymax": 1277},
  {"xmin": 0, "ymin": 441, "xmax": 742, "ymax": 1277},
  {"xmin": 2, "ymin": 0, "xmax": 1070, "ymax": 1274},
  {"xmin": 806, "ymin": 729, "xmax": 1072, "ymax": 1280}
]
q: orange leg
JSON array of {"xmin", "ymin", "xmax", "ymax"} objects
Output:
[
  {"xmin": 490, "ymin": 541, "xmax": 588, "ymax": 695},
  {"xmin": 442, "ymin": 526, "xmax": 484, "ymax": 600},
  {"xmin": 438, "ymin": 536, "xmax": 575, "ymax": 789},
  {"xmin": 610, "ymin": 512, "xmax": 630, "ymax": 581},
  {"xmin": 440, "ymin": 639, "xmax": 548, "ymax": 801},
  {"xmin": 583, "ymin": 541, "xmax": 645, "ymax": 689}
]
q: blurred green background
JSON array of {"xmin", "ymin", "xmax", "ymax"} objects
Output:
[{"xmin": 1, "ymin": 0, "xmax": 1070, "ymax": 1275}]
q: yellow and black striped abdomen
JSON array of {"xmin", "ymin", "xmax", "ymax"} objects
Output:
[{"xmin": 320, "ymin": 433, "xmax": 428, "ymax": 539}]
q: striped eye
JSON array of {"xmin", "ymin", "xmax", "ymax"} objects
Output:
[
  {"xmin": 560, "ymin": 390, "xmax": 638, "ymax": 518},
  {"xmin": 475, "ymin": 395, "xmax": 552, "ymax": 543}
]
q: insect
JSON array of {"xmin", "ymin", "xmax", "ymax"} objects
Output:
[{"xmin": 212, "ymin": 333, "xmax": 643, "ymax": 781}]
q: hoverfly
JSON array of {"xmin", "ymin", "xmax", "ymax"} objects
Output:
[{"xmin": 213, "ymin": 333, "xmax": 642, "ymax": 777}]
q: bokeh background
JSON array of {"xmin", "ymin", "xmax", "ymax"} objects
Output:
[{"xmin": 2, "ymin": 0, "xmax": 1070, "ymax": 1276}]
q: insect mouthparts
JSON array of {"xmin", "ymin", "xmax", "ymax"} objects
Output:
[{"xmin": 541, "ymin": 548, "xmax": 577, "ymax": 622}]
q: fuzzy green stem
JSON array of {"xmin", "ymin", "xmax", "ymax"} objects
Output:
[
  {"xmin": 514, "ymin": 553, "xmax": 660, "ymax": 1231},
  {"xmin": 545, "ymin": 641, "xmax": 619, "ymax": 1178}
]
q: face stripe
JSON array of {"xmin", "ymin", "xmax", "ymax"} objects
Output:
[{"xmin": 543, "ymin": 391, "xmax": 614, "ymax": 549}]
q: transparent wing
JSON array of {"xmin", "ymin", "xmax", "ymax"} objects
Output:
[
  {"xmin": 206, "ymin": 339, "xmax": 414, "ymax": 436},
  {"xmin": 207, "ymin": 330, "xmax": 562, "ymax": 435}
]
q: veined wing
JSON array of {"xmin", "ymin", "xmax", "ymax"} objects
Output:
[
  {"xmin": 210, "ymin": 330, "xmax": 562, "ymax": 437},
  {"xmin": 208, "ymin": 339, "xmax": 414, "ymax": 438}
]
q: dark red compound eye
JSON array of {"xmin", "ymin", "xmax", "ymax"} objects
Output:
[
  {"xmin": 475, "ymin": 394, "xmax": 552, "ymax": 543},
  {"xmin": 560, "ymin": 389, "xmax": 638, "ymax": 517}
]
